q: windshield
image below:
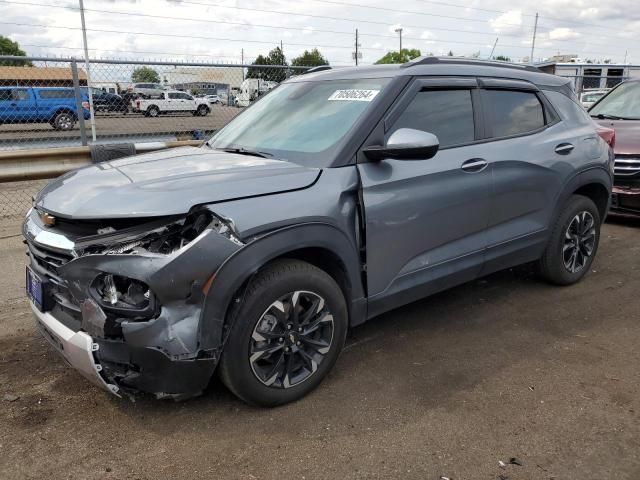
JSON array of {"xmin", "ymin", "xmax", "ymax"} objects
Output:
[
  {"xmin": 590, "ymin": 81, "xmax": 640, "ymax": 119},
  {"xmin": 208, "ymin": 78, "xmax": 390, "ymax": 167}
]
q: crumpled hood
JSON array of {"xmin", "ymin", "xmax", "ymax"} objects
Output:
[
  {"xmin": 595, "ymin": 119, "xmax": 640, "ymax": 155},
  {"xmin": 35, "ymin": 146, "xmax": 320, "ymax": 219}
]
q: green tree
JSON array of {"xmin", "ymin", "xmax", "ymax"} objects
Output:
[
  {"xmin": 247, "ymin": 47, "xmax": 288, "ymax": 83},
  {"xmin": 447, "ymin": 50, "xmax": 454, "ymax": 56},
  {"xmin": 291, "ymin": 48, "xmax": 329, "ymax": 67},
  {"xmin": 493, "ymin": 55, "xmax": 512, "ymax": 62},
  {"xmin": 374, "ymin": 48, "xmax": 422, "ymax": 64},
  {"xmin": 0, "ymin": 36, "xmax": 32, "ymax": 66},
  {"xmin": 131, "ymin": 66, "xmax": 160, "ymax": 83}
]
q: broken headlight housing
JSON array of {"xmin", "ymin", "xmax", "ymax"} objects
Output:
[
  {"xmin": 90, "ymin": 273, "xmax": 155, "ymax": 317},
  {"xmin": 81, "ymin": 209, "xmax": 242, "ymax": 257}
]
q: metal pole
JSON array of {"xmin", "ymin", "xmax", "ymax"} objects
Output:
[
  {"xmin": 489, "ymin": 37, "xmax": 498, "ymax": 60},
  {"xmin": 280, "ymin": 40, "xmax": 284, "ymax": 64},
  {"xmin": 70, "ymin": 59, "xmax": 87, "ymax": 146},
  {"xmin": 78, "ymin": 0, "xmax": 96, "ymax": 142},
  {"xmin": 355, "ymin": 29, "xmax": 359, "ymax": 66},
  {"xmin": 530, "ymin": 13, "xmax": 538, "ymax": 65},
  {"xmin": 241, "ymin": 48, "xmax": 245, "ymax": 81}
]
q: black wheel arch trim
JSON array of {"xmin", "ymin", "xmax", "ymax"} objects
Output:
[
  {"xmin": 198, "ymin": 222, "xmax": 366, "ymax": 352},
  {"xmin": 553, "ymin": 166, "xmax": 612, "ymax": 222}
]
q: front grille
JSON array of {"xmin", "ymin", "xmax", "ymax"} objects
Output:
[
  {"xmin": 614, "ymin": 156, "xmax": 640, "ymax": 177},
  {"xmin": 26, "ymin": 239, "xmax": 82, "ymax": 328}
]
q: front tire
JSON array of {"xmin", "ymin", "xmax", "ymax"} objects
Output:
[
  {"xmin": 219, "ymin": 259, "xmax": 348, "ymax": 407},
  {"xmin": 146, "ymin": 106, "xmax": 159, "ymax": 117},
  {"xmin": 197, "ymin": 105, "xmax": 209, "ymax": 116},
  {"xmin": 538, "ymin": 194, "xmax": 601, "ymax": 285}
]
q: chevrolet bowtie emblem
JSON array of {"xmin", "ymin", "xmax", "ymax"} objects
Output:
[{"xmin": 40, "ymin": 212, "xmax": 56, "ymax": 227}]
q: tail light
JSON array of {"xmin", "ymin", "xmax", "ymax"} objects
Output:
[
  {"xmin": 81, "ymin": 101, "xmax": 89, "ymax": 110},
  {"xmin": 596, "ymin": 125, "xmax": 615, "ymax": 149}
]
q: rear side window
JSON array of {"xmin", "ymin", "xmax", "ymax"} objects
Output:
[
  {"xmin": 390, "ymin": 90, "xmax": 475, "ymax": 148},
  {"xmin": 543, "ymin": 90, "xmax": 592, "ymax": 126},
  {"xmin": 168, "ymin": 92, "xmax": 179, "ymax": 99},
  {"xmin": 485, "ymin": 90, "xmax": 545, "ymax": 137},
  {"xmin": 39, "ymin": 90, "xmax": 74, "ymax": 99}
]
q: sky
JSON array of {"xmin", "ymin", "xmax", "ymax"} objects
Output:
[{"xmin": 2, "ymin": 0, "xmax": 640, "ymax": 66}]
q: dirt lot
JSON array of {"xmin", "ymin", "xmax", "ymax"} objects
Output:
[{"xmin": 1, "ymin": 217, "xmax": 639, "ymax": 480}]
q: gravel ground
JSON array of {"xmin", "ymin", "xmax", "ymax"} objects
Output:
[{"xmin": 0, "ymin": 217, "xmax": 639, "ymax": 480}]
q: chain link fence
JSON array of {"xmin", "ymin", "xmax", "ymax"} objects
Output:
[
  {"xmin": 0, "ymin": 56, "xmax": 311, "ymax": 223},
  {"xmin": 0, "ymin": 56, "xmax": 310, "ymax": 151}
]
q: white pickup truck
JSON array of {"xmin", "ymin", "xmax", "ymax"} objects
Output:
[{"xmin": 133, "ymin": 90, "xmax": 211, "ymax": 117}]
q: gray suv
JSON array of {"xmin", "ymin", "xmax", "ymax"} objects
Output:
[{"xmin": 24, "ymin": 58, "xmax": 613, "ymax": 406}]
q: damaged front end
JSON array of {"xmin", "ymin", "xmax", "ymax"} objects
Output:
[{"xmin": 24, "ymin": 207, "xmax": 243, "ymax": 399}]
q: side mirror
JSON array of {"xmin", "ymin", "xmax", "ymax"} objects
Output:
[{"xmin": 363, "ymin": 128, "xmax": 440, "ymax": 161}]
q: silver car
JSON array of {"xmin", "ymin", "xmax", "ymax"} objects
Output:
[
  {"xmin": 130, "ymin": 82, "xmax": 166, "ymax": 99},
  {"xmin": 24, "ymin": 57, "xmax": 613, "ymax": 406}
]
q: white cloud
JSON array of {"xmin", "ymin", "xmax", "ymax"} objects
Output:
[
  {"xmin": 420, "ymin": 31, "xmax": 435, "ymax": 40},
  {"xmin": 489, "ymin": 10, "xmax": 523, "ymax": 34},
  {"xmin": 548, "ymin": 28, "xmax": 581, "ymax": 40}
]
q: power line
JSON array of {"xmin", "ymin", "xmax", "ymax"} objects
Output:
[{"xmin": 5, "ymin": 22, "xmax": 624, "ymax": 59}]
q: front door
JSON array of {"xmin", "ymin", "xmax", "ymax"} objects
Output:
[{"xmin": 357, "ymin": 78, "xmax": 492, "ymax": 316}]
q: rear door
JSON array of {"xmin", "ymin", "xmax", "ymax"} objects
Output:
[
  {"xmin": 477, "ymin": 79, "xmax": 577, "ymax": 271},
  {"xmin": 358, "ymin": 77, "xmax": 492, "ymax": 315}
]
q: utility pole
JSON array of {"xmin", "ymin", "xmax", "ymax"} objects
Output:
[
  {"xmin": 395, "ymin": 27, "xmax": 403, "ymax": 56},
  {"xmin": 489, "ymin": 37, "xmax": 498, "ymax": 60},
  {"xmin": 354, "ymin": 29, "xmax": 361, "ymax": 66},
  {"xmin": 241, "ymin": 48, "xmax": 245, "ymax": 81},
  {"xmin": 79, "ymin": 0, "xmax": 96, "ymax": 142},
  {"xmin": 280, "ymin": 40, "xmax": 284, "ymax": 64},
  {"xmin": 529, "ymin": 12, "xmax": 538, "ymax": 65}
]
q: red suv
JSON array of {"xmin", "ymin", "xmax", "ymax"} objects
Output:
[{"xmin": 590, "ymin": 80, "xmax": 640, "ymax": 217}]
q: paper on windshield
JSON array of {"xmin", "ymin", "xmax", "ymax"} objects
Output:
[{"xmin": 328, "ymin": 89, "xmax": 380, "ymax": 102}]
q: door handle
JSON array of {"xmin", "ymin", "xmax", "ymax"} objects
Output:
[
  {"xmin": 461, "ymin": 158, "xmax": 488, "ymax": 173},
  {"xmin": 555, "ymin": 143, "xmax": 574, "ymax": 155}
]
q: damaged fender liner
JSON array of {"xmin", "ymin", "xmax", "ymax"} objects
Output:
[{"xmin": 96, "ymin": 338, "xmax": 217, "ymax": 398}]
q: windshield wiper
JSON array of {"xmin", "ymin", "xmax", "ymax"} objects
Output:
[
  {"xmin": 218, "ymin": 146, "xmax": 273, "ymax": 158},
  {"xmin": 591, "ymin": 113, "xmax": 635, "ymax": 120}
]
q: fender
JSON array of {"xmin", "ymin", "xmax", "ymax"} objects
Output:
[
  {"xmin": 198, "ymin": 222, "xmax": 366, "ymax": 351},
  {"xmin": 553, "ymin": 165, "xmax": 612, "ymax": 219}
]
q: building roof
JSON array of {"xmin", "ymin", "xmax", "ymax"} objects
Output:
[{"xmin": 0, "ymin": 66, "xmax": 87, "ymax": 81}]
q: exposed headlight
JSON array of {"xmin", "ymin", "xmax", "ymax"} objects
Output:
[{"xmin": 90, "ymin": 273, "xmax": 155, "ymax": 316}]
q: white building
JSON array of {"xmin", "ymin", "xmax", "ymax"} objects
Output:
[
  {"xmin": 535, "ymin": 61, "xmax": 640, "ymax": 93},
  {"xmin": 162, "ymin": 67, "xmax": 244, "ymax": 96}
]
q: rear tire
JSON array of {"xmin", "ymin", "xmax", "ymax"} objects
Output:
[
  {"xmin": 51, "ymin": 111, "xmax": 75, "ymax": 131},
  {"xmin": 218, "ymin": 259, "xmax": 348, "ymax": 407},
  {"xmin": 537, "ymin": 194, "xmax": 601, "ymax": 285}
]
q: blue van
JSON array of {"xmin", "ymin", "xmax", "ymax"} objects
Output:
[{"xmin": 0, "ymin": 87, "xmax": 90, "ymax": 130}]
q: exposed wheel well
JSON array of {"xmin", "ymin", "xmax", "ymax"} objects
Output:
[
  {"xmin": 223, "ymin": 247, "xmax": 353, "ymax": 327},
  {"xmin": 573, "ymin": 183, "xmax": 609, "ymax": 219}
]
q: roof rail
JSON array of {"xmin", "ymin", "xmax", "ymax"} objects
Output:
[
  {"xmin": 401, "ymin": 56, "xmax": 542, "ymax": 73},
  {"xmin": 304, "ymin": 65, "xmax": 332, "ymax": 74}
]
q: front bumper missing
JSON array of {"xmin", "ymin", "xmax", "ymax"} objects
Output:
[{"xmin": 30, "ymin": 301, "xmax": 120, "ymax": 397}]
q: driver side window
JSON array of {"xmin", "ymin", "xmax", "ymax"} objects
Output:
[{"xmin": 389, "ymin": 89, "xmax": 475, "ymax": 148}]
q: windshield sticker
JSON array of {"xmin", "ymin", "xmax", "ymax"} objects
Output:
[{"xmin": 328, "ymin": 89, "xmax": 380, "ymax": 102}]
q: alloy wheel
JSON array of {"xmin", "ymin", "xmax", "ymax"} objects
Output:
[
  {"xmin": 249, "ymin": 290, "xmax": 334, "ymax": 389},
  {"xmin": 563, "ymin": 211, "xmax": 596, "ymax": 273}
]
